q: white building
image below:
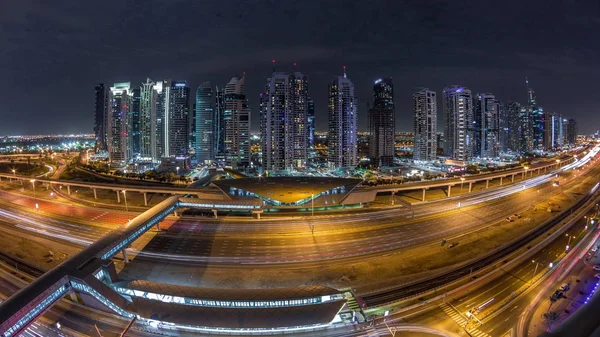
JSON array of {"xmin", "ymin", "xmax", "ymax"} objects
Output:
[
  {"xmin": 107, "ymin": 82, "xmax": 132, "ymax": 164},
  {"xmin": 327, "ymin": 72, "xmax": 358, "ymax": 169},
  {"xmin": 413, "ymin": 88, "xmax": 437, "ymax": 161},
  {"xmin": 443, "ymin": 85, "xmax": 473, "ymax": 162}
]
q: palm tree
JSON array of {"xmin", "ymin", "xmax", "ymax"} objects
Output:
[{"xmin": 543, "ymin": 311, "xmax": 560, "ymax": 331}]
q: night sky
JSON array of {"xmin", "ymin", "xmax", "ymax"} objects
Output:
[{"xmin": 1, "ymin": 0, "xmax": 599, "ymax": 136}]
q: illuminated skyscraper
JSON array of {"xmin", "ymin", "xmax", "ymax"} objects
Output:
[
  {"xmin": 223, "ymin": 75, "xmax": 251, "ymax": 169},
  {"xmin": 107, "ymin": 82, "xmax": 131, "ymax": 164},
  {"xmin": 93, "ymin": 83, "xmax": 108, "ymax": 153},
  {"xmin": 139, "ymin": 79, "xmax": 158, "ymax": 160},
  {"xmin": 260, "ymin": 72, "xmax": 308, "ymax": 171},
  {"xmin": 567, "ymin": 119, "xmax": 577, "ymax": 145},
  {"xmin": 443, "ymin": 85, "xmax": 473, "ymax": 161},
  {"xmin": 412, "ymin": 88, "xmax": 437, "ymax": 161},
  {"xmin": 506, "ymin": 101, "xmax": 521, "ymax": 152},
  {"xmin": 165, "ymin": 81, "xmax": 191, "ymax": 157},
  {"xmin": 307, "ymin": 96, "xmax": 315, "ymax": 151},
  {"xmin": 327, "ymin": 71, "xmax": 358, "ymax": 169},
  {"xmin": 519, "ymin": 105, "xmax": 534, "ymax": 153},
  {"xmin": 473, "ymin": 93, "xmax": 499, "ymax": 158},
  {"xmin": 526, "ymin": 78, "xmax": 545, "ymax": 151},
  {"xmin": 545, "ymin": 112, "xmax": 564, "ymax": 149},
  {"xmin": 368, "ymin": 78, "xmax": 395, "ymax": 167},
  {"xmin": 195, "ymin": 82, "xmax": 215, "ymax": 164},
  {"xmin": 128, "ymin": 88, "xmax": 141, "ymax": 159}
]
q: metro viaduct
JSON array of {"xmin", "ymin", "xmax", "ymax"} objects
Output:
[
  {"xmin": 0, "ymin": 155, "xmax": 576, "ymax": 205},
  {"xmin": 0, "ymin": 196, "xmax": 262, "ymax": 337}
]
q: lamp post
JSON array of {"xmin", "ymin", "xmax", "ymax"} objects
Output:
[
  {"xmin": 530, "ymin": 260, "xmax": 540, "ymax": 285},
  {"xmin": 122, "ymin": 190, "xmax": 128, "ymax": 212},
  {"xmin": 565, "ymin": 233, "xmax": 574, "ymax": 251}
]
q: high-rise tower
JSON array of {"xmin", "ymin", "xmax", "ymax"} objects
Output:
[
  {"xmin": 443, "ymin": 85, "xmax": 473, "ymax": 162},
  {"xmin": 368, "ymin": 78, "xmax": 395, "ymax": 167},
  {"xmin": 223, "ymin": 75, "xmax": 251, "ymax": 169},
  {"xmin": 165, "ymin": 81, "xmax": 191, "ymax": 157},
  {"xmin": 260, "ymin": 72, "xmax": 308, "ymax": 171},
  {"xmin": 94, "ymin": 84, "xmax": 108, "ymax": 153},
  {"xmin": 526, "ymin": 78, "xmax": 545, "ymax": 151},
  {"xmin": 412, "ymin": 88, "xmax": 437, "ymax": 161},
  {"xmin": 139, "ymin": 79, "xmax": 158, "ymax": 160},
  {"xmin": 473, "ymin": 93, "xmax": 499, "ymax": 158},
  {"xmin": 327, "ymin": 71, "xmax": 358, "ymax": 169},
  {"xmin": 195, "ymin": 82, "xmax": 215, "ymax": 164},
  {"xmin": 107, "ymin": 82, "xmax": 132, "ymax": 164}
]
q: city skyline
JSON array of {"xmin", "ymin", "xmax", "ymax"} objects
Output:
[{"xmin": 1, "ymin": 1, "xmax": 599, "ymax": 135}]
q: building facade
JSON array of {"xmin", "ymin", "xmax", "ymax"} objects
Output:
[
  {"xmin": 567, "ymin": 119, "xmax": 577, "ymax": 145},
  {"xmin": 368, "ymin": 78, "xmax": 395, "ymax": 167},
  {"xmin": 527, "ymin": 79, "xmax": 545, "ymax": 151},
  {"xmin": 307, "ymin": 96, "xmax": 315, "ymax": 151},
  {"xmin": 223, "ymin": 75, "xmax": 251, "ymax": 169},
  {"xmin": 195, "ymin": 82, "xmax": 215, "ymax": 164},
  {"xmin": 473, "ymin": 93, "xmax": 499, "ymax": 158},
  {"xmin": 128, "ymin": 88, "xmax": 141, "ymax": 159},
  {"xmin": 327, "ymin": 74, "xmax": 358, "ymax": 169},
  {"xmin": 412, "ymin": 88, "xmax": 437, "ymax": 161},
  {"xmin": 260, "ymin": 72, "xmax": 309, "ymax": 171},
  {"xmin": 94, "ymin": 83, "xmax": 108, "ymax": 153},
  {"xmin": 139, "ymin": 79, "xmax": 158, "ymax": 160},
  {"xmin": 506, "ymin": 101, "xmax": 521, "ymax": 153},
  {"xmin": 107, "ymin": 82, "xmax": 131, "ymax": 164},
  {"xmin": 165, "ymin": 81, "xmax": 191, "ymax": 157},
  {"xmin": 443, "ymin": 85, "xmax": 473, "ymax": 162}
]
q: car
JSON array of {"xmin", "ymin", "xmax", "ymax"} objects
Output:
[
  {"xmin": 560, "ymin": 283, "xmax": 570, "ymax": 291},
  {"xmin": 595, "ymin": 273, "xmax": 600, "ymax": 279},
  {"xmin": 594, "ymin": 266, "xmax": 600, "ymax": 271}
]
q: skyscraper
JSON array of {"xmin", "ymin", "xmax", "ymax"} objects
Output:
[
  {"xmin": 260, "ymin": 72, "xmax": 308, "ymax": 171},
  {"xmin": 545, "ymin": 112, "xmax": 563, "ymax": 149},
  {"xmin": 139, "ymin": 79, "xmax": 158, "ymax": 160},
  {"xmin": 519, "ymin": 105, "xmax": 534, "ymax": 153},
  {"xmin": 223, "ymin": 75, "xmax": 251, "ymax": 169},
  {"xmin": 93, "ymin": 83, "xmax": 108, "ymax": 153},
  {"xmin": 368, "ymin": 78, "xmax": 395, "ymax": 167},
  {"xmin": 165, "ymin": 81, "xmax": 191, "ymax": 157},
  {"xmin": 107, "ymin": 82, "xmax": 131, "ymax": 164},
  {"xmin": 128, "ymin": 88, "xmax": 141, "ymax": 159},
  {"xmin": 497, "ymin": 100, "xmax": 508, "ymax": 153},
  {"xmin": 443, "ymin": 85, "xmax": 473, "ymax": 162},
  {"xmin": 154, "ymin": 80, "xmax": 167, "ymax": 159},
  {"xmin": 307, "ymin": 96, "xmax": 315, "ymax": 151},
  {"xmin": 567, "ymin": 119, "xmax": 577, "ymax": 145},
  {"xmin": 195, "ymin": 82, "xmax": 215, "ymax": 164},
  {"xmin": 473, "ymin": 93, "xmax": 499, "ymax": 158},
  {"xmin": 506, "ymin": 101, "xmax": 521, "ymax": 152},
  {"xmin": 526, "ymin": 78, "xmax": 545, "ymax": 151},
  {"xmin": 327, "ymin": 72, "xmax": 358, "ymax": 169},
  {"xmin": 412, "ymin": 88, "xmax": 437, "ymax": 161},
  {"xmin": 214, "ymin": 86, "xmax": 225, "ymax": 163}
]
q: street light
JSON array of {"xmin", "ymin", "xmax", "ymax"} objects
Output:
[
  {"xmin": 176, "ymin": 166, "xmax": 180, "ymax": 176},
  {"xmin": 531, "ymin": 260, "xmax": 540, "ymax": 285},
  {"xmin": 565, "ymin": 233, "xmax": 575, "ymax": 251},
  {"xmin": 122, "ymin": 190, "xmax": 128, "ymax": 212}
]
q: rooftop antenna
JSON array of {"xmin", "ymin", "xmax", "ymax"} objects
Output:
[{"xmin": 343, "ymin": 65, "xmax": 347, "ymax": 78}]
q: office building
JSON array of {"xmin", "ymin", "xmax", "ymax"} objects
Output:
[
  {"xmin": 545, "ymin": 112, "xmax": 563, "ymax": 149},
  {"xmin": 93, "ymin": 84, "xmax": 108, "ymax": 153},
  {"xmin": 526, "ymin": 78, "xmax": 545, "ymax": 151},
  {"xmin": 195, "ymin": 82, "xmax": 215, "ymax": 164},
  {"xmin": 223, "ymin": 75, "xmax": 251, "ymax": 169},
  {"xmin": 368, "ymin": 78, "xmax": 395, "ymax": 166},
  {"xmin": 107, "ymin": 82, "xmax": 131, "ymax": 164},
  {"xmin": 519, "ymin": 105, "xmax": 534, "ymax": 153},
  {"xmin": 506, "ymin": 101, "xmax": 521, "ymax": 152},
  {"xmin": 412, "ymin": 88, "xmax": 437, "ymax": 161},
  {"xmin": 327, "ymin": 72, "xmax": 358, "ymax": 169},
  {"xmin": 443, "ymin": 85, "xmax": 473, "ymax": 162},
  {"xmin": 567, "ymin": 119, "xmax": 577, "ymax": 145},
  {"xmin": 308, "ymin": 96, "xmax": 315, "ymax": 151},
  {"xmin": 260, "ymin": 72, "xmax": 309, "ymax": 171},
  {"xmin": 165, "ymin": 81, "xmax": 191, "ymax": 157},
  {"xmin": 139, "ymin": 79, "xmax": 158, "ymax": 160},
  {"xmin": 153, "ymin": 80, "xmax": 167, "ymax": 159},
  {"xmin": 497, "ymin": 100, "xmax": 508, "ymax": 153},
  {"xmin": 214, "ymin": 86, "xmax": 225, "ymax": 163},
  {"xmin": 473, "ymin": 93, "xmax": 499, "ymax": 158},
  {"xmin": 128, "ymin": 88, "xmax": 141, "ymax": 159}
]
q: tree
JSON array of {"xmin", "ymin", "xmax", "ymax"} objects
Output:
[{"xmin": 543, "ymin": 311, "xmax": 560, "ymax": 331}]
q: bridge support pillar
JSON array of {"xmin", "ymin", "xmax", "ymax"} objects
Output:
[
  {"xmin": 174, "ymin": 210, "xmax": 178, "ymax": 217},
  {"xmin": 522, "ymin": 171, "xmax": 525, "ymax": 179},
  {"xmin": 143, "ymin": 192, "xmax": 148, "ymax": 206},
  {"xmin": 468, "ymin": 182, "xmax": 473, "ymax": 193},
  {"xmin": 93, "ymin": 188, "xmax": 97, "ymax": 200},
  {"xmin": 511, "ymin": 174, "xmax": 515, "ymax": 182},
  {"xmin": 447, "ymin": 185, "xmax": 451, "ymax": 198},
  {"xmin": 500, "ymin": 177, "xmax": 503, "ymax": 185},
  {"xmin": 390, "ymin": 191, "xmax": 395, "ymax": 205},
  {"xmin": 67, "ymin": 185, "xmax": 71, "ymax": 195},
  {"xmin": 212, "ymin": 209, "xmax": 218, "ymax": 218},
  {"xmin": 116, "ymin": 190, "xmax": 121, "ymax": 203},
  {"xmin": 421, "ymin": 189, "xmax": 426, "ymax": 202},
  {"xmin": 486, "ymin": 180, "xmax": 490, "ymax": 189},
  {"xmin": 156, "ymin": 222, "xmax": 160, "ymax": 231},
  {"xmin": 122, "ymin": 249, "xmax": 129, "ymax": 263}
]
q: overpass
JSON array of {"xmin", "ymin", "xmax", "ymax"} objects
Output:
[
  {"xmin": 0, "ymin": 196, "xmax": 264, "ymax": 336},
  {"xmin": 0, "ymin": 155, "xmax": 578, "ymax": 207}
]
